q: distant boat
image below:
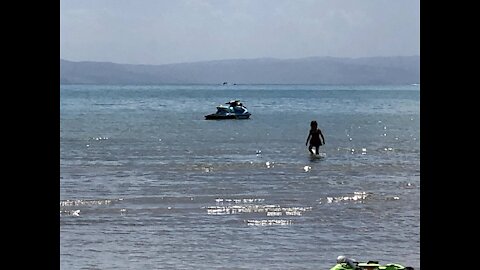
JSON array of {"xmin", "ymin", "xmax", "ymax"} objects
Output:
[{"xmin": 205, "ymin": 100, "xmax": 251, "ymax": 120}]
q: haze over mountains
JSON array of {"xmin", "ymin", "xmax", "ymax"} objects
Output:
[{"xmin": 60, "ymin": 56, "xmax": 419, "ymax": 85}]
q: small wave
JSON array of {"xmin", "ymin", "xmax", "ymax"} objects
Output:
[
  {"xmin": 322, "ymin": 191, "xmax": 369, "ymax": 204},
  {"xmin": 88, "ymin": 136, "xmax": 109, "ymax": 141},
  {"xmin": 60, "ymin": 209, "xmax": 81, "ymax": 216},
  {"xmin": 60, "ymin": 198, "xmax": 118, "ymax": 207},
  {"xmin": 205, "ymin": 197, "xmax": 312, "ymax": 219},
  {"xmin": 245, "ymin": 219, "xmax": 293, "ymax": 226},
  {"xmin": 320, "ymin": 191, "xmax": 404, "ymax": 205}
]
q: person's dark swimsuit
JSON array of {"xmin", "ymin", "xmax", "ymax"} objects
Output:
[
  {"xmin": 309, "ymin": 129, "xmax": 322, "ymax": 147},
  {"xmin": 308, "ymin": 128, "xmax": 324, "ymax": 155}
]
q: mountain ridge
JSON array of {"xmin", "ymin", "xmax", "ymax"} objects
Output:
[{"xmin": 60, "ymin": 56, "xmax": 419, "ymax": 85}]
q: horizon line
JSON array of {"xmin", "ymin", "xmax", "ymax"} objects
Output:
[{"xmin": 60, "ymin": 55, "xmax": 420, "ymax": 67}]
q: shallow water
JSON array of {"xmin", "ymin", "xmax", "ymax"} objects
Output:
[{"xmin": 60, "ymin": 84, "xmax": 420, "ymax": 269}]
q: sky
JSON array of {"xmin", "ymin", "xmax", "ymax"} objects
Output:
[{"xmin": 60, "ymin": 0, "xmax": 420, "ymax": 65}]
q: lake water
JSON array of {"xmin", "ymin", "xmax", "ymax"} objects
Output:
[{"xmin": 60, "ymin": 84, "xmax": 420, "ymax": 270}]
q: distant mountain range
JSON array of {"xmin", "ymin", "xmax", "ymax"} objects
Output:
[{"xmin": 60, "ymin": 56, "xmax": 419, "ymax": 85}]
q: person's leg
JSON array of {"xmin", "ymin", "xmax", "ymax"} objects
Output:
[
  {"xmin": 308, "ymin": 145, "xmax": 314, "ymax": 154},
  {"xmin": 315, "ymin": 146, "xmax": 320, "ymax": 155}
]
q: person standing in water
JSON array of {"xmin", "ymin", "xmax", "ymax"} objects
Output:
[{"xmin": 305, "ymin": 120, "xmax": 325, "ymax": 155}]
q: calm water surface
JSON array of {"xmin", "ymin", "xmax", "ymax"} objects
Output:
[{"xmin": 60, "ymin": 84, "xmax": 420, "ymax": 270}]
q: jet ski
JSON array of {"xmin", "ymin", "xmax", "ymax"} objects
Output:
[
  {"xmin": 205, "ymin": 100, "xmax": 251, "ymax": 120},
  {"xmin": 330, "ymin": 256, "xmax": 414, "ymax": 270}
]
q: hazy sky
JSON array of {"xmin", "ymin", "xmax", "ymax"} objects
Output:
[{"xmin": 60, "ymin": 0, "xmax": 420, "ymax": 65}]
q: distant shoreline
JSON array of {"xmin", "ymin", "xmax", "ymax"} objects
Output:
[
  {"xmin": 60, "ymin": 83, "xmax": 420, "ymax": 86},
  {"xmin": 61, "ymin": 56, "xmax": 419, "ymax": 85}
]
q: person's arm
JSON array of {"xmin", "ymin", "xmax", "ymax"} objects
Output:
[
  {"xmin": 306, "ymin": 132, "xmax": 311, "ymax": 146},
  {"xmin": 319, "ymin": 129, "xmax": 325, "ymax": 144}
]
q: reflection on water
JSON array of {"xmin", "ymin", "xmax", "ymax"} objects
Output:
[{"xmin": 61, "ymin": 85, "xmax": 420, "ymax": 270}]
